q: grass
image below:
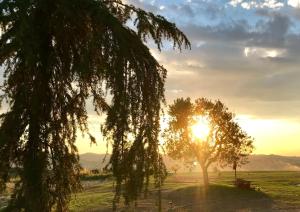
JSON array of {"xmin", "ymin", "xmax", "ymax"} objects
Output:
[
  {"xmin": 1, "ymin": 171, "xmax": 300, "ymax": 211},
  {"xmin": 214, "ymin": 171, "xmax": 300, "ymax": 208},
  {"xmin": 70, "ymin": 181, "xmax": 114, "ymax": 212},
  {"xmin": 164, "ymin": 171, "xmax": 300, "ymax": 211},
  {"xmin": 69, "ymin": 171, "xmax": 300, "ymax": 211}
]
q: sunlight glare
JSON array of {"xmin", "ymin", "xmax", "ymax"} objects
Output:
[{"xmin": 191, "ymin": 117, "xmax": 210, "ymax": 141}]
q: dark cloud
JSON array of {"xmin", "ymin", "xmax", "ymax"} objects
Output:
[
  {"xmin": 253, "ymin": 13, "xmax": 292, "ymax": 47},
  {"xmin": 183, "ymin": 20, "xmax": 251, "ymax": 43},
  {"xmin": 183, "ymin": 12, "xmax": 292, "ymax": 48}
]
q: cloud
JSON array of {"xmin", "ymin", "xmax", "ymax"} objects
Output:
[
  {"xmin": 244, "ymin": 47, "xmax": 286, "ymax": 58},
  {"xmin": 126, "ymin": 0, "xmax": 160, "ymax": 13},
  {"xmin": 253, "ymin": 13, "xmax": 291, "ymax": 47},
  {"xmin": 229, "ymin": 0, "xmax": 244, "ymax": 7},
  {"xmin": 182, "ymin": 20, "xmax": 252, "ymax": 44},
  {"xmin": 235, "ymin": 70, "xmax": 300, "ymax": 102},
  {"xmin": 126, "ymin": 0, "xmax": 300, "ymax": 120},
  {"xmin": 288, "ymin": 0, "xmax": 300, "ymax": 8},
  {"xmin": 182, "ymin": 12, "xmax": 292, "ymax": 48},
  {"xmin": 167, "ymin": 3, "xmax": 195, "ymax": 18},
  {"xmin": 229, "ymin": 0, "xmax": 284, "ymax": 10}
]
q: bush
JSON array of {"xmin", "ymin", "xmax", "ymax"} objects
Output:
[{"xmin": 80, "ymin": 172, "xmax": 112, "ymax": 181}]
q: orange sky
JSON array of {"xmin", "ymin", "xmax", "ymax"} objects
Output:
[{"xmin": 76, "ymin": 113, "xmax": 300, "ymax": 156}]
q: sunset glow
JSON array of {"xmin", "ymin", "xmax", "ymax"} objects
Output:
[{"xmin": 191, "ymin": 117, "xmax": 210, "ymax": 141}]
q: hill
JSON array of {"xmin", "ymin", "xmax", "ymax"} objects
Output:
[
  {"xmin": 79, "ymin": 153, "xmax": 109, "ymax": 170},
  {"xmin": 79, "ymin": 153, "xmax": 300, "ymax": 172}
]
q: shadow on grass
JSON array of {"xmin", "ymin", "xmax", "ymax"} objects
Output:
[{"xmin": 167, "ymin": 184, "xmax": 274, "ymax": 212}]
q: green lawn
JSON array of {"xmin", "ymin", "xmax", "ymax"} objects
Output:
[
  {"xmin": 68, "ymin": 171, "xmax": 300, "ymax": 211},
  {"xmin": 1, "ymin": 171, "xmax": 300, "ymax": 211}
]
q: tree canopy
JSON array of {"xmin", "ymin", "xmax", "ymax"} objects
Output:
[
  {"xmin": 164, "ymin": 98, "xmax": 254, "ymax": 187},
  {"xmin": 0, "ymin": 0, "xmax": 190, "ymax": 211}
]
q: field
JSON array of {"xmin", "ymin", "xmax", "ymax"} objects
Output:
[
  {"xmin": 69, "ymin": 171, "xmax": 300, "ymax": 211},
  {"xmin": 1, "ymin": 171, "xmax": 300, "ymax": 211}
]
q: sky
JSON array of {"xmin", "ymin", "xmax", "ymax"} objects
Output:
[{"xmin": 78, "ymin": 0, "xmax": 300, "ymax": 156}]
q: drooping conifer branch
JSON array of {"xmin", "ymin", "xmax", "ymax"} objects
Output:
[{"xmin": 0, "ymin": 0, "xmax": 190, "ymax": 211}]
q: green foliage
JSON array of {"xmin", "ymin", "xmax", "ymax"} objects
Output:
[
  {"xmin": 0, "ymin": 0, "xmax": 190, "ymax": 211},
  {"xmin": 164, "ymin": 98, "xmax": 254, "ymax": 186}
]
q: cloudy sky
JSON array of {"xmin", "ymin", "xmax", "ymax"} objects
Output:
[{"xmin": 78, "ymin": 0, "xmax": 300, "ymax": 156}]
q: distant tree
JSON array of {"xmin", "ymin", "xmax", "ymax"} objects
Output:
[
  {"xmin": 0, "ymin": 1, "xmax": 190, "ymax": 211},
  {"xmin": 221, "ymin": 146, "xmax": 253, "ymax": 181},
  {"xmin": 185, "ymin": 160, "xmax": 196, "ymax": 173},
  {"xmin": 91, "ymin": 169, "xmax": 100, "ymax": 175},
  {"xmin": 212, "ymin": 166, "xmax": 219, "ymax": 174},
  {"xmin": 164, "ymin": 98, "xmax": 254, "ymax": 188},
  {"xmin": 217, "ymin": 116, "xmax": 253, "ymax": 181},
  {"xmin": 170, "ymin": 164, "xmax": 181, "ymax": 175}
]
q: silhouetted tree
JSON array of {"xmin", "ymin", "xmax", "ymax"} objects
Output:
[
  {"xmin": 0, "ymin": 1, "xmax": 190, "ymax": 211},
  {"xmin": 164, "ymin": 98, "xmax": 253, "ymax": 188}
]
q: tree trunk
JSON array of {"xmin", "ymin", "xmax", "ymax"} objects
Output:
[
  {"xmin": 234, "ymin": 168, "xmax": 237, "ymax": 181},
  {"xmin": 233, "ymin": 161, "xmax": 237, "ymax": 182},
  {"xmin": 201, "ymin": 165, "xmax": 209, "ymax": 189}
]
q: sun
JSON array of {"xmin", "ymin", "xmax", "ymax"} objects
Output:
[{"xmin": 191, "ymin": 116, "xmax": 210, "ymax": 141}]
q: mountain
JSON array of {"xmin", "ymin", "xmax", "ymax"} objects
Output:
[
  {"xmin": 241, "ymin": 154, "xmax": 300, "ymax": 171},
  {"xmin": 79, "ymin": 153, "xmax": 109, "ymax": 170},
  {"xmin": 79, "ymin": 153, "xmax": 300, "ymax": 172}
]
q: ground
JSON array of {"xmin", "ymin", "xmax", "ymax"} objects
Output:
[
  {"xmin": 1, "ymin": 171, "xmax": 300, "ymax": 211},
  {"xmin": 69, "ymin": 171, "xmax": 300, "ymax": 211}
]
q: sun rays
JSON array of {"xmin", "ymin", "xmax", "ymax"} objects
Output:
[{"xmin": 191, "ymin": 116, "xmax": 210, "ymax": 141}]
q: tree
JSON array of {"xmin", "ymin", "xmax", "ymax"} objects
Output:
[
  {"xmin": 164, "ymin": 98, "xmax": 254, "ymax": 188},
  {"xmin": 220, "ymin": 143, "xmax": 253, "ymax": 181},
  {"xmin": 184, "ymin": 160, "xmax": 196, "ymax": 173},
  {"xmin": 170, "ymin": 164, "xmax": 181, "ymax": 175},
  {"xmin": 0, "ymin": 1, "xmax": 190, "ymax": 211}
]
